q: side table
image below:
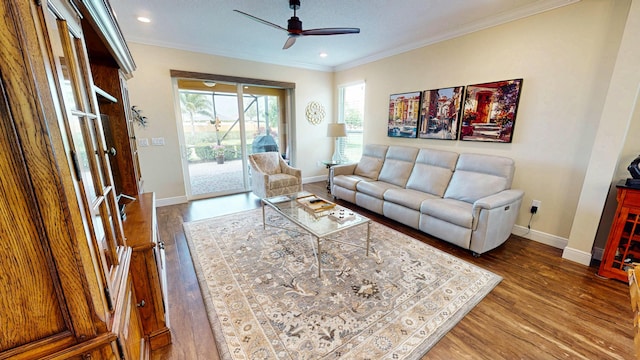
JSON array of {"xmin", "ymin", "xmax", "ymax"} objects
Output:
[{"xmin": 322, "ymin": 160, "xmax": 343, "ymax": 192}]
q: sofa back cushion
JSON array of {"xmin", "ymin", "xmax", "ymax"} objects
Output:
[
  {"xmin": 444, "ymin": 153, "xmax": 515, "ymax": 203},
  {"xmin": 378, "ymin": 146, "xmax": 419, "ymax": 187},
  {"xmin": 353, "ymin": 144, "xmax": 388, "ymax": 180},
  {"xmin": 406, "ymin": 148, "xmax": 459, "ymax": 196}
]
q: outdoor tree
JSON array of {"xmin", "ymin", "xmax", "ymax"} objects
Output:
[
  {"xmin": 344, "ymin": 107, "xmax": 362, "ymax": 128},
  {"xmin": 180, "ymin": 92, "xmax": 213, "ymax": 135}
]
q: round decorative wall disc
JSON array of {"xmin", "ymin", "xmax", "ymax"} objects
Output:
[{"xmin": 305, "ymin": 101, "xmax": 325, "ymax": 125}]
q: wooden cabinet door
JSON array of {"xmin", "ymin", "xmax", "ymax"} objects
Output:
[
  {"xmin": 0, "ymin": 1, "xmax": 107, "ymax": 357},
  {"xmin": 40, "ymin": 0, "xmax": 127, "ymax": 298}
]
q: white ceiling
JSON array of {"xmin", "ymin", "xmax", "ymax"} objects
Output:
[{"xmin": 109, "ymin": 0, "xmax": 578, "ymax": 72}]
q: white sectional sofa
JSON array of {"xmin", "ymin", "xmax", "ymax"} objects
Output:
[{"xmin": 330, "ymin": 144, "xmax": 524, "ymax": 255}]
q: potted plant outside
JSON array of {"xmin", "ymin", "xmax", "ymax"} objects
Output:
[{"xmin": 212, "ymin": 144, "xmax": 225, "ymax": 164}]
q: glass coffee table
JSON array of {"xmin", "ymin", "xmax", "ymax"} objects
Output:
[{"xmin": 261, "ymin": 191, "xmax": 371, "ymax": 277}]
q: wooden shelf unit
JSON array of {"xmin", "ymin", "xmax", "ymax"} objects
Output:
[
  {"xmin": 599, "ymin": 181, "xmax": 640, "ymax": 282},
  {"xmin": 0, "ymin": 0, "xmax": 163, "ymax": 358}
]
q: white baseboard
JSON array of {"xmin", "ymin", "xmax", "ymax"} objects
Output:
[
  {"xmin": 512, "ymin": 225, "xmax": 596, "ymax": 266},
  {"xmin": 156, "ymin": 195, "xmax": 188, "ymax": 207},
  {"xmin": 512, "ymin": 224, "xmax": 568, "ymax": 249},
  {"xmin": 303, "ymin": 175, "xmax": 327, "ymax": 184},
  {"xmin": 562, "ymin": 247, "xmax": 593, "ymax": 266}
]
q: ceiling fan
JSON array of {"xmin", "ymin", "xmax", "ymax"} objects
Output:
[{"xmin": 234, "ymin": 0, "xmax": 360, "ymax": 50}]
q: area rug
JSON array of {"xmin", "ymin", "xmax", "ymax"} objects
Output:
[{"xmin": 183, "ymin": 208, "xmax": 501, "ymax": 359}]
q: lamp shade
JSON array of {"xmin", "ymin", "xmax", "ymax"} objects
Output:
[{"xmin": 327, "ymin": 123, "xmax": 347, "ymax": 137}]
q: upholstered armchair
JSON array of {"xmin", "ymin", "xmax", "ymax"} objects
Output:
[{"xmin": 248, "ymin": 152, "xmax": 302, "ymax": 198}]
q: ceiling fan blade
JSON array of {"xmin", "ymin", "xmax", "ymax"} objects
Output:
[
  {"xmin": 233, "ymin": 10, "xmax": 288, "ymax": 32},
  {"xmin": 283, "ymin": 36, "xmax": 297, "ymax": 50},
  {"xmin": 301, "ymin": 28, "xmax": 361, "ymax": 36}
]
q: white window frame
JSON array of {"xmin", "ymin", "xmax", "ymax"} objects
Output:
[{"xmin": 338, "ymin": 81, "xmax": 365, "ymax": 162}]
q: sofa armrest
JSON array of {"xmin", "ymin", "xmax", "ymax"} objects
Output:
[
  {"xmin": 472, "ymin": 189, "xmax": 524, "ymax": 228},
  {"xmin": 468, "ymin": 189, "xmax": 524, "ymax": 254},
  {"xmin": 473, "ymin": 189, "xmax": 525, "ymax": 211},
  {"xmin": 332, "ymin": 163, "xmax": 357, "ymax": 177}
]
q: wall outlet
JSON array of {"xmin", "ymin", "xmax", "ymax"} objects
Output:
[
  {"xmin": 138, "ymin": 138, "xmax": 149, "ymax": 147},
  {"xmin": 530, "ymin": 200, "xmax": 541, "ymax": 214}
]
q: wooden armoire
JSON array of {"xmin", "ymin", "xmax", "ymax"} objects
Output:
[{"xmin": 0, "ymin": 0, "xmax": 168, "ymax": 359}]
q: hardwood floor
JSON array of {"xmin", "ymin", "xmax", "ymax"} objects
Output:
[{"xmin": 151, "ymin": 182, "xmax": 634, "ymax": 360}]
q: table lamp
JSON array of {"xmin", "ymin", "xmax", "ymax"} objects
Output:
[{"xmin": 327, "ymin": 123, "xmax": 347, "ymax": 163}]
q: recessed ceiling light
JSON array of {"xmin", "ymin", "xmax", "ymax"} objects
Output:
[
  {"xmin": 319, "ymin": 52, "xmax": 328, "ymax": 58},
  {"xmin": 137, "ymin": 16, "xmax": 151, "ymax": 23}
]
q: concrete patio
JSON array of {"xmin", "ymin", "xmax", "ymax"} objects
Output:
[{"xmin": 188, "ymin": 159, "xmax": 247, "ymax": 196}]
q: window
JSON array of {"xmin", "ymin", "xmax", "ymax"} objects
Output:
[{"xmin": 338, "ymin": 82, "xmax": 365, "ymax": 162}]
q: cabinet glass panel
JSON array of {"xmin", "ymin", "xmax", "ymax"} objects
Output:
[
  {"xmin": 43, "ymin": 6, "xmax": 121, "ymax": 277},
  {"xmin": 68, "ymin": 115, "xmax": 98, "ymax": 204},
  {"xmin": 88, "ymin": 118, "xmax": 108, "ymax": 193}
]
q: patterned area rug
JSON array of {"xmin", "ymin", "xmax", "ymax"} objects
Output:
[{"xmin": 184, "ymin": 208, "xmax": 501, "ymax": 359}]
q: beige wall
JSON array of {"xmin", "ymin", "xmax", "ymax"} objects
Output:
[
  {"xmin": 333, "ymin": 0, "xmax": 636, "ymax": 257},
  {"xmin": 125, "ymin": 0, "xmax": 639, "ymax": 263},
  {"xmin": 126, "ymin": 44, "xmax": 333, "ymax": 203}
]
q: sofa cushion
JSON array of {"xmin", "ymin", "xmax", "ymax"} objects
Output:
[
  {"xmin": 444, "ymin": 153, "xmax": 514, "ymax": 203},
  {"xmin": 405, "ymin": 148, "xmax": 458, "ymax": 196},
  {"xmin": 384, "ymin": 188, "xmax": 440, "ymax": 210},
  {"xmin": 421, "ymin": 198, "xmax": 473, "ymax": 228},
  {"xmin": 353, "ymin": 157, "xmax": 384, "ymax": 179},
  {"xmin": 333, "ymin": 175, "xmax": 371, "ymax": 191},
  {"xmin": 353, "ymin": 144, "xmax": 388, "ymax": 179},
  {"xmin": 356, "ymin": 180, "xmax": 399, "ymax": 199},
  {"xmin": 453, "ymin": 153, "xmax": 515, "ymax": 187},
  {"xmin": 444, "ymin": 171, "xmax": 508, "ymax": 203},
  {"xmin": 378, "ymin": 146, "xmax": 419, "ymax": 187}
]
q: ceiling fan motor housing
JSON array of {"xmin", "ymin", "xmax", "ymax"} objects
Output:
[{"xmin": 287, "ymin": 16, "xmax": 303, "ymax": 33}]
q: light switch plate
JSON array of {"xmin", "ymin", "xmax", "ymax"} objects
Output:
[{"xmin": 151, "ymin": 137, "xmax": 165, "ymax": 146}]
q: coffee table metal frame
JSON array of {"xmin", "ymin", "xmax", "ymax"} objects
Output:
[{"xmin": 261, "ymin": 192, "xmax": 371, "ymax": 277}]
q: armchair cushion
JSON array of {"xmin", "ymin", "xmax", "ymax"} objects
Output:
[
  {"xmin": 251, "ymin": 152, "xmax": 281, "ymax": 175},
  {"xmin": 268, "ymin": 173, "xmax": 300, "ymax": 190}
]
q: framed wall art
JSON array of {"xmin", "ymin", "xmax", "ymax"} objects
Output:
[
  {"xmin": 417, "ymin": 86, "xmax": 464, "ymax": 140},
  {"xmin": 387, "ymin": 91, "xmax": 421, "ymax": 138},
  {"xmin": 460, "ymin": 78, "xmax": 523, "ymax": 143}
]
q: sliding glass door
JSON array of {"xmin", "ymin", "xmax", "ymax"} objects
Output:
[{"xmin": 175, "ymin": 79, "xmax": 288, "ymax": 199}]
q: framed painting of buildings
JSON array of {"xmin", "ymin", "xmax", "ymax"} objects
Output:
[
  {"xmin": 388, "ymin": 91, "xmax": 421, "ymax": 138},
  {"xmin": 460, "ymin": 78, "xmax": 523, "ymax": 143},
  {"xmin": 417, "ymin": 86, "xmax": 464, "ymax": 140}
]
